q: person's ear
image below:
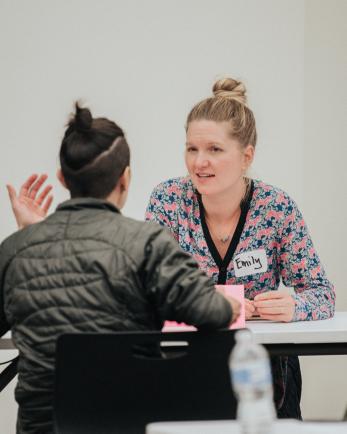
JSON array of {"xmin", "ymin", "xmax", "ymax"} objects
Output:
[
  {"xmin": 242, "ymin": 145, "xmax": 255, "ymax": 171},
  {"xmin": 56, "ymin": 169, "xmax": 67, "ymax": 189},
  {"xmin": 119, "ymin": 166, "xmax": 131, "ymax": 192}
]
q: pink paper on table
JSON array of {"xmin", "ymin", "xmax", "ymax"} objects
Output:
[
  {"xmin": 163, "ymin": 284, "xmax": 245, "ymax": 331},
  {"xmin": 216, "ymin": 284, "xmax": 245, "ymax": 329}
]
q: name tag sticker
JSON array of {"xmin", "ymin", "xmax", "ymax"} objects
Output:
[{"xmin": 233, "ymin": 249, "xmax": 268, "ymax": 277}]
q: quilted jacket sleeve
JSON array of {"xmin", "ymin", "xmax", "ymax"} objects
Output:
[
  {"xmin": 0, "ymin": 241, "xmax": 11, "ymax": 337},
  {"xmin": 142, "ymin": 226, "xmax": 232, "ymax": 329}
]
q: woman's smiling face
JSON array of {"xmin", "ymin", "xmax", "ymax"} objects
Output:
[{"xmin": 185, "ymin": 119, "xmax": 254, "ymax": 197}]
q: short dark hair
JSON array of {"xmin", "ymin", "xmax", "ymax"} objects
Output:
[{"xmin": 60, "ymin": 103, "xmax": 130, "ymax": 198}]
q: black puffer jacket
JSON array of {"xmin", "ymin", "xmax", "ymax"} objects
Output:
[{"xmin": 0, "ymin": 198, "xmax": 232, "ymax": 434}]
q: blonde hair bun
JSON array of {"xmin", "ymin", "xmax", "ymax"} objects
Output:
[{"xmin": 212, "ymin": 77, "xmax": 247, "ymax": 105}]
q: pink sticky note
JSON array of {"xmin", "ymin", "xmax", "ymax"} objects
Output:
[
  {"xmin": 163, "ymin": 284, "xmax": 245, "ymax": 331},
  {"xmin": 216, "ymin": 285, "xmax": 245, "ymax": 330}
]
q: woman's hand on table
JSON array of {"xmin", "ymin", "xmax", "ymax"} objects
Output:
[
  {"xmin": 245, "ymin": 299, "xmax": 256, "ymax": 320},
  {"xmin": 6, "ymin": 174, "xmax": 53, "ymax": 229},
  {"xmin": 253, "ymin": 290, "xmax": 295, "ymax": 322}
]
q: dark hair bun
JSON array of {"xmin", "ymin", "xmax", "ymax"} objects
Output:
[{"xmin": 72, "ymin": 102, "xmax": 93, "ymax": 133}]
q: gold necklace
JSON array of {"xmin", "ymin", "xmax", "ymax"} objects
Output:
[
  {"xmin": 202, "ymin": 178, "xmax": 249, "ymax": 244},
  {"xmin": 205, "ymin": 207, "xmax": 241, "ymax": 244}
]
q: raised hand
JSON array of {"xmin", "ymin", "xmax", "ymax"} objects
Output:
[{"xmin": 7, "ymin": 174, "xmax": 53, "ymax": 229}]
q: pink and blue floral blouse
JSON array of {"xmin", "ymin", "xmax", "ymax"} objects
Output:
[{"xmin": 145, "ymin": 177, "xmax": 335, "ymax": 322}]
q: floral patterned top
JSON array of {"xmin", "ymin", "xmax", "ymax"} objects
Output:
[{"xmin": 145, "ymin": 177, "xmax": 335, "ymax": 322}]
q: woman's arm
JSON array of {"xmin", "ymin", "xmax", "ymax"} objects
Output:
[{"xmin": 276, "ymin": 198, "xmax": 335, "ymax": 321}]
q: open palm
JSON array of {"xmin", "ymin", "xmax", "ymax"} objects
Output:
[{"xmin": 7, "ymin": 174, "xmax": 53, "ymax": 229}]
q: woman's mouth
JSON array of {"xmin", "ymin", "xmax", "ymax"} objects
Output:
[{"xmin": 196, "ymin": 173, "xmax": 215, "ymax": 178}]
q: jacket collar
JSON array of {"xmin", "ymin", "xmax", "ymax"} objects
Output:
[{"xmin": 56, "ymin": 197, "xmax": 121, "ymax": 214}]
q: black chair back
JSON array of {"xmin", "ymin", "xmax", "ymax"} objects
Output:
[{"xmin": 54, "ymin": 330, "xmax": 237, "ymax": 434}]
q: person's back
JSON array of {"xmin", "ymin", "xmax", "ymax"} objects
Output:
[
  {"xmin": 2, "ymin": 196, "xmax": 233, "ymax": 433},
  {"xmin": 1, "ymin": 104, "xmax": 239, "ymax": 433}
]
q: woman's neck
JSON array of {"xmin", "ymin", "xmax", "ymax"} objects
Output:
[{"xmin": 201, "ymin": 178, "xmax": 246, "ymax": 224}]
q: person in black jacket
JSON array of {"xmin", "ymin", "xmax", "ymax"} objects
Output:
[{"xmin": 1, "ymin": 103, "xmax": 240, "ymax": 434}]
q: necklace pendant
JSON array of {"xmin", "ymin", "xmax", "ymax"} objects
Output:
[{"xmin": 220, "ymin": 236, "xmax": 230, "ymax": 243}]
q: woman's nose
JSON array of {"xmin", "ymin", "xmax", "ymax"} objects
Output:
[{"xmin": 195, "ymin": 153, "xmax": 209, "ymax": 168}]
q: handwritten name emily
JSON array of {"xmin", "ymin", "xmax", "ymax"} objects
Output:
[
  {"xmin": 235, "ymin": 255, "xmax": 262, "ymax": 270},
  {"xmin": 233, "ymin": 249, "xmax": 267, "ymax": 277}
]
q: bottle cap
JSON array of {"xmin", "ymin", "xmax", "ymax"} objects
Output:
[{"xmin": 235, "ymin": 329, "xmax": 253, "ymax": 343}]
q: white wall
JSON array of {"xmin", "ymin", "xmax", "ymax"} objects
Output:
[
  {"xmin": 0, "ymin": 0, "xmax": 345, "ymax": 432},
  {"xmin": 300, "ymin": 0, "xmax": 347, "ymax": 421},
  {"xmin": 0, "ymin": 0, "xmax": 304, "ymax": 237}
]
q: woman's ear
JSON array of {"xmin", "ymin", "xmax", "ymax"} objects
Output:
[
  {"xmin": 119, "ymin": 166, "xmax": 131, "ymax": 192},
  {"xmin": 242, "ymin": 145, "xmax": 255, "ymax": 171},
  {"xmin": 113, "ymin": 166, "xmax": 131, "ymax": 210},
  {"xmin": 56, "ymin": 169, "xmax": 67, "ymax": 189}
]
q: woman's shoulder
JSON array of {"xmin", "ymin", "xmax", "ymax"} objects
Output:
[
  {"xmin": 252, "ymin": 179, "xmax": 298, "ymax": 212},
  {"xmin": 150, "ymin": 176, "xmax": 196, "ymax": 200},
  {"xmin": 146, "ymin": 176, "xmax": 196, "ymax": 228}
]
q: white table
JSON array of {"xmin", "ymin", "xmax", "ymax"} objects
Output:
[
  {"xmin": 247, "ymin": 312, "xmax": 347, "ymax": 345},
  {"xmin": 2, "ymin": 312, "xmax": 347, "ymax": 350},
  {"xmin": 146, "ymin": 419, "xmax": 347, "ymax": 434},
  {"xmin": 162, "ymin": 312, "xmax": 347, "ymax": 356},
  {"xmin": 1, "ymin": 312, "xmax": 347, "ymax": 392},
  {"xmin": 248, "ymin": 311, "xmax": 347, "ymax": 356}
]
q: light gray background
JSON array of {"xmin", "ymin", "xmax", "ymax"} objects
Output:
[{"xmin": 0, "ymin": 0, "xmax": 346, "ymax": 431}]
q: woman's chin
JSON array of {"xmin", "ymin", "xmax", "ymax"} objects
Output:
[{"xmin": 194, "ymin": 185, "xmax": 218, "ymax": 196}]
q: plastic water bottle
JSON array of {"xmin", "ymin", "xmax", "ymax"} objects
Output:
[{"xmin": 230, "ymin": 329, "xmax": 276, "ymax": 434}]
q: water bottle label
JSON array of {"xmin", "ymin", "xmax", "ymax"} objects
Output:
[{"xmin": 232, "ymin": 360, "xmax": 272, "ymax": 389}]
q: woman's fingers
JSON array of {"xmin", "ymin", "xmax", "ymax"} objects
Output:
[
  {"xmin": 245, "ymin": 300, "xmax": 255, "ymax": 311},
  {"xmin": 19, "ymin": 174, "xmax": 39, "ymax": 197},
  {"xmin": 16, "ymin": 174, "xmax": 52, "ymax": 209},
  {"xmin": 254, "ymin": 291, "xmax": 286, "ymax": 301},
  {"xmin": 256, "ymin": 306, "xmax": 288, "ymax": 314},
  {"xmin": 6, "ymin": 184, "xmax": 17, "ymax": 203},
  {"xmin": 253, "ymin": 291, "xmax": 295, "ymax": 322},
  {"xmin": 7, "ymin": 175, "xmax": 53, "ymax": 224},
  {"xmin": 6, "ymin": 175, "xmax": 52, "ymax": 229},
  {"xmin": 42, "ymin": 195, "xmax": 53, "ymax": 214},
  {"xmin": 245, "ymin": 299, "xmax": 255, "ymax": 319},
  {"xmin": 254, "ymin": 297, "xmax": 291, "ymax": 309},
  {"xmin": 28, "ymin": 174, "xmax": 48, "ymax": 200},
  {"xmin": 36, "ymin": 185, "xmax": 53, "ymax": 206}
]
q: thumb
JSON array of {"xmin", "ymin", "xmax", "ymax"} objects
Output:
[{"xmin": 6, "ymin": 184, "xmax": 17, "ymax": 202}]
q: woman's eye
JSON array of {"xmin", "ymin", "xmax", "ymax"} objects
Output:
[
  {"xmin": 186, "ymin": 147, "xmax": 197, "ymax": 153},
  {"xmin": 211, "ymin": 146, "xmax": 222, "ymax": 152}
]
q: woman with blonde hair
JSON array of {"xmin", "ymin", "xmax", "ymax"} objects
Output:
[{"xmin": 145, "ymin": 77, "xmax": 335, "ymax": 417}]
